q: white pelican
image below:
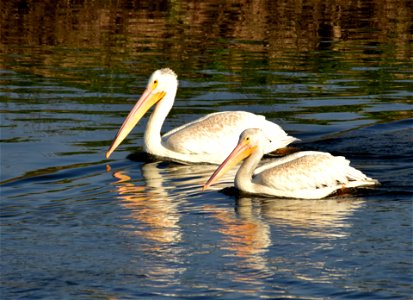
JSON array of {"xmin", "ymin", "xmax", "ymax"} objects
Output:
[
  {"xmin": 106, "ymin": 68, "xmax": 298, "ymax": 164},
  {"xmin": 203, "ymin": 128, "xmax": 379, "ymax": 199}
]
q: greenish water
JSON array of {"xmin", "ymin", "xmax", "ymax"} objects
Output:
[{"xmin": 1, "ymin": 1, "xmax": 412, "ymax": 299}]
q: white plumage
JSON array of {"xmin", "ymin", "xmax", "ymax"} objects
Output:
[
  {"xmin": 106, "ymin": 68, "xmax": 298, "ymax": 164},
  {"xmin": 203, "ymin": 128, "xmax": 379, "ymax": 199}
]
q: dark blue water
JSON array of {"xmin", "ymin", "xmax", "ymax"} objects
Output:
[{"xmin": 1, "ymin": 1, "xmax": 412, "ymax": 299}]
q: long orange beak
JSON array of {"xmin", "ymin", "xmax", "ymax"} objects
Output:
[
  {"xmin": 105, "ymin": 83, "xmax": 166, "ymax": 159},
  {"xmin": 203, "ymin": 140, "xmax": 256, "ymax": 190}
]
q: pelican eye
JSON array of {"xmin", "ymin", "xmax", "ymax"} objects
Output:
[{"xmin": 154, "ymin": 80, "xmax": 158, "ymax": 84}]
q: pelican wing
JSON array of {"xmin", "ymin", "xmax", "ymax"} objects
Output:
[
  {"xmin": 255, "ymin": 151, "xmax": 376, "ymax": 192},
  {"xmin": 254, "ymin": 151, "xmax": 323, "ymax": 174},
  {"xmin": 162, "ymin": 111, "xmax": 296, "ymax": 158}
]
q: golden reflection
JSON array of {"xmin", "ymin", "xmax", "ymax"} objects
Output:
[
  {"xmin": 111, "ymin": 161, "xmax": 270, "ymax": 284},
  {"xmin": 202, "ymin": 202, "xmax": 272, "ymax": 285},
  {"xmin": 112, "ymin": 164, "xmax": 181, "ymax": 244},
  {"xmin": 110, "ymin": 162, "xmax": 188, "ymax": 280},
  {"xmin": 215, "ymin": 205, "xmax": 270, "ymax": 255},
  {"xmin": 110, "ymin": 161, "xmax": 237, "ymax": 243},
  {"xmin": 109, "ymin": 160, "xmax": 365, "ymax": 287}
]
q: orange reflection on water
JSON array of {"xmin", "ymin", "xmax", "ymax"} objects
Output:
[
  {"xmin": 212, "ymin": 206, "xmax": 270, "ymax": 258},
  {"xmin": 202, "ymin": 203, "xmax": 272, "ymax": 286},
  {"xmin": 109, "ymin": 161, "xmax": 365, "ymax": 288},
  {"xmin": 110, "ymin": 164, "xmax": 187, "ymax": 282},
  {"xmin": 112, "ymin": 168, "xmax": 182, "ymax": 245}
]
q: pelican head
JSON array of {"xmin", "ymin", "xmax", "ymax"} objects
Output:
[
  {"xmin": 106, "ymin": 68, "xmax": 178, "ymax": 158},
  {"xmin": 203, "ymin": 128, "xmax": 270, "ymax": 190}
]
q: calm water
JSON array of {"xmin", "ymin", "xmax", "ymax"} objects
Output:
[{"xmin": 1, "ymin": 1, "xmax": 412, "ymax": 299}]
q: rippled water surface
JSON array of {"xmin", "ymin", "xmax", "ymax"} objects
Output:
[{"xmin": 1, "ymin": 1, "xmax": 412, "ymax": 299}]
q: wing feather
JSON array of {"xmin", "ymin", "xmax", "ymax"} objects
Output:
[
  {"xmin": 162, "ymin": 111, "xmax": 296, "ymax": 158},
  {"xmin": 255, "ymin": 152, "xmax": 373, "ymax": 191}
]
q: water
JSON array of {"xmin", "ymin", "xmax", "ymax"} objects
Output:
[{"xmin": 1, "ymin": 1, "xmax": 412, "ymax": 299}]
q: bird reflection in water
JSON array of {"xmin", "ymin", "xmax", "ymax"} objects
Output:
[
  {"xmin": 112, "ymin": 166, "xmax": 182, "ymax": 245},
  {"xmin": 203, "ymin": 195, "xmax": 364, "ymax": 290},
  {"xmin": 110, "ymin": 161, "xmax": 238, "ymax": 244},
  {"xmin": 231, "ymin": 196, "xmax": 365, "ymax": 288},
  {"xmin": 247, "ymin": 196, "xmax": 365, "ymax": 238},
  {"xmin": 110, "ymin": 163, "xmax": 186, "ymax": 282},
  {"xmin": 109, "ymin": 161, "xmax": 364, "ymax": 288}
]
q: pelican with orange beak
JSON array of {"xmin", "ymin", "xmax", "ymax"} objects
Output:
[
  {"xmin": 203, "ymin": 128, "xmax": 379, "ymax": 199},
  {"xmin": 106, "ymin": 68, "xmax": 298, "ymax": 164}
]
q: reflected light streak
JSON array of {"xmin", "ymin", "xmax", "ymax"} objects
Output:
[
  {"xmin": 112, "ymin": 166, "xmax": 182, "ymax": 244},
  {"xmin": 110, "ymin": 163, "xmax": 187, "ymax": 282},
  {"xmin": 203, "ymin": 203, "xmax": 272, "ymax": 286}
]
